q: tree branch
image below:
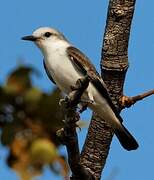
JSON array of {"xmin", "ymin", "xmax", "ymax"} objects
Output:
[
  {"xmin": 57, "ymin": 76, "xmax": 94, "ymax": 180},
  {"xmin": 120, "ymin": 89, "xmax": 154, "ymax": 108},
  {"xmin": 80, "ymin": 0, "xmax": 136, "ymax": 179}
]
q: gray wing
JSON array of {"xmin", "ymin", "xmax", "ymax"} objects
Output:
[
  {"xmin": 43, "ymin": 60, "xmax": 56, "ymax": 84},
  {"xmin": 67, "ymin": 46, "xmax": 123, "ymax": 122}
]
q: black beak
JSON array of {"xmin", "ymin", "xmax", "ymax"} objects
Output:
[{"xmin": 21, "ymin": 35, "xmax": 37, "ymax": 41}]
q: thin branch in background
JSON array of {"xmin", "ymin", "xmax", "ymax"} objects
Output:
[
  {"xmin": 120, "ymin": 89, "xmax": 154, "ymax": 108},
  {"xmin": 57, "ymin": 75, "xmax": 94, "ymax": 180}
]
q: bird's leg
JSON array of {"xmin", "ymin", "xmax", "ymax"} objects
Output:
[{"xmin": 59, "ymin": 96, "xmax": 70, "ymax": 106}]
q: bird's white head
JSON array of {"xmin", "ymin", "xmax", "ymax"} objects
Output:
[{"xmin": 22, "ymin": 27, "xmax": 69, "ymax": 55}]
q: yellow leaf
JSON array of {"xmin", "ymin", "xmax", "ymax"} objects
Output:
[{"xmin": 30, "ymin": 138, "xmax": 58, "ymax": 164}]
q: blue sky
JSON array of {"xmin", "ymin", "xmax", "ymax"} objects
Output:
[{"xmin": 0, "ymin": 0, "xmax": 154, "ymax": 179}]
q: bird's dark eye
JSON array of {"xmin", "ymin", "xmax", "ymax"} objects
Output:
[{"xmin": 44, "ymin": 32, "xmax": 52, "ymax": 38}]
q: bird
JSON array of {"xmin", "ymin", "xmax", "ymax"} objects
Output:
[{"xmin": 22, "ymin": 27, "xmax": 138, "ymax": 151}]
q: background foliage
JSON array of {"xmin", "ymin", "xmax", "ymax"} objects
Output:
[
  {"xmin": 0, "ymin": 0, "xmax": 154, "ymax": 179},
  {"xmin": 0, "ymin": 65, "xmax": 69, "ymax": 179}
]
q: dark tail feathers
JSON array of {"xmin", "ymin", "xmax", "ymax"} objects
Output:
[{"xmin": 115, "ymin": 124, "xmax": 139, "ymax": 151}]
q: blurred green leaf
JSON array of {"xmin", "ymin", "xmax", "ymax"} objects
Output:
[
  {"xmin": 24, "ymin": 88, "xmax": 42, "ymax": 103},
  {"xmin": 5, "ymin": 65, "xmax": 40, "ymax": 95},
  {"xmin": 0, "ymin": 64, "xmax": 69, "ymax": 179}
]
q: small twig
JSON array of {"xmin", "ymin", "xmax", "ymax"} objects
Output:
[
  {"xmin": 120, "ymin": 89, "xmax": 154, "ymax": 108},
  {"xmin": 57, "ymin": 75, "xmax": 94, "ymax": 180}
]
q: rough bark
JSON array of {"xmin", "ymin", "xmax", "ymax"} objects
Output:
[{"xmin": 80, "ymin": 0, "xmax": 136, "ymax": 179}]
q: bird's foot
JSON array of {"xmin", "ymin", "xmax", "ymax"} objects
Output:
[
  {"xmin": 59, "ymin": 97, "xmax": 73, "ymax": 109},
  {"xmin": 59, "ymin": 98, "xmax": 67, "ymax": 106}
]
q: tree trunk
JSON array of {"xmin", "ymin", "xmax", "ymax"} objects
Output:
[{"xmin": 80, "ymin": 0, "xmax": 136, "ymax": 179}]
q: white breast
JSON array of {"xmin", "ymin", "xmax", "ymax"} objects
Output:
[
  {"xmin": 43, "ymin": 40, "xmax": 121, "ymax": 129},
  {"xmin": 44, "ymin": 41, "xmax": 82, "ymax": 93}
]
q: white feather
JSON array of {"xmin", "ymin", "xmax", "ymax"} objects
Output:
[{"xmin": 33, "ymin": 27, "xmax": 122, "ymax": 129}]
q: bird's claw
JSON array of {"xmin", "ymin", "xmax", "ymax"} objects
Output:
[
  {"xmin": 59, "ymin": 98, "xmax": 66, "ymax": 106},
  {"xmin": 59, "ymin": 97, "xmax": 71, "ymax": 108}
]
